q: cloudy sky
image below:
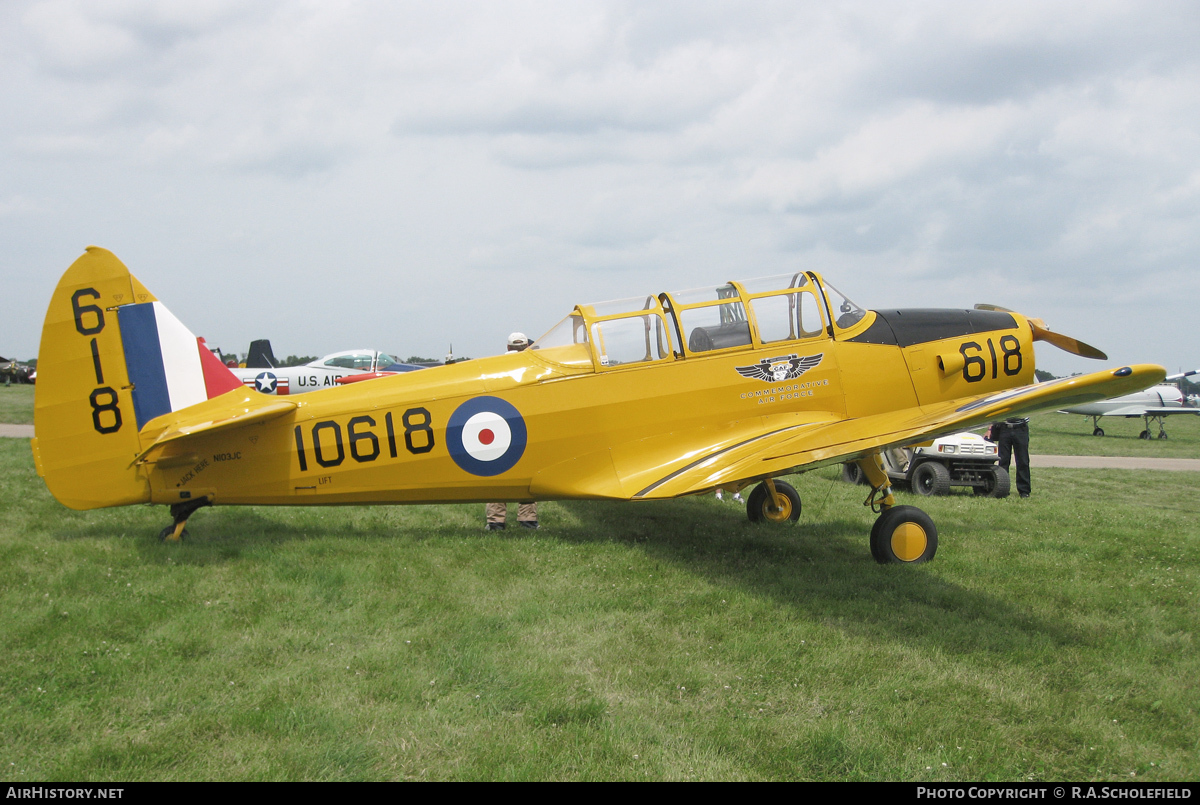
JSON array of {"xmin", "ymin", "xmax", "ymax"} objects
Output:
[{"xmin": 3, "ymin": 1, "xmax": 1198, "ymax": 377}]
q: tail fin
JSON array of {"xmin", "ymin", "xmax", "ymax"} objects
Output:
[
  {"xmin": 32, "ymin": 247, "xmax": 242, "ymax": 510},
  {"xmin": 245, "ymin": 339, "xmax": 278, "ymax": 369}
]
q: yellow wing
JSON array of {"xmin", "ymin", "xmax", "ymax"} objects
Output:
[{"xmin": 627, "ymin": 364, "xmax": 1165, "ymax": 500}]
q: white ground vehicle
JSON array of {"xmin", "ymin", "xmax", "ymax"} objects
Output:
[{"xmin": 841, "ymin": 431, "xmax": 1009, "ymax": 497}]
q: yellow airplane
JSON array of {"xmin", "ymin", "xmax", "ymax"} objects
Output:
[{"xmin": 32, "ymin": 247, "xmax": 1164, "ymax": 564}]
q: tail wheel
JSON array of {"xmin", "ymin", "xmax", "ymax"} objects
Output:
[
  {"xmin": 972, "ymin": 466, "xmax": 1011, "ymax": 498},
  {"xmin": 158, "ymin": 525, "xmax": 189, "ymax": 542},
  {"xmin": 870, "ymin": 505, "xmax": 937, "ymax": 564},
  {"xmin": 911, "ymin": 461, "xmax": 950, "ymax": 496},
  {"xmin": 746, "ymin": 480, "xmax": 801, "ymax": 523}
]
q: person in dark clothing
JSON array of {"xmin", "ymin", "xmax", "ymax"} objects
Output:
[{"xmin": 989, "ymin": 417, "xmax": 1031, "ymax": 498}]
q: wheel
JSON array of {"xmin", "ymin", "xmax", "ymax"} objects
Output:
[
  {"xmin": 870, "ymin": 505, "xmax": 938, "ymax": 564},
  {"xmin": 158, "ymin": 525, "xmax": 189, "ymax": 542},
  {"xmin": 1092, "ymin": 427, "xmax": 1104, "ymax": 437},
  {"xmin": 746, "ymin": 480, "xmax": 801, "ymax": 523},
  {"xmin": 910, "ymin": 462, "xmax": 950, "ymax": 496},
  {"xmin": 840, "ymin": 463, "xmax": 866, "ymax": 485},
  {"xmin": 1139, "ymin": 430, "xmax": 1151, "ymax": 440},
  {"xmin": 972, "ymin": 465, "xmax": 1011, "ymax": 498},
  {"xmin": 1159, "ymin": 432, "xmax": 1168, "ymax": 440}
]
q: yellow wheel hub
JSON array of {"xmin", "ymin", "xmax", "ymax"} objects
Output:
[
  {"xmin": 890, "ymin": 522, "xmax": 928, "ymax": 562},
  {"xmin": 764, "ymin": 496, "xmax": 792, "ymax": 522}
]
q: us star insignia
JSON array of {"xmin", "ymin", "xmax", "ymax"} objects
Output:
[
  {"xmin": 735, "ymin": 353, "xmax": 824, "ymax": 383},
  {"xmin": 255, "ymin": 372, "xmax": 278, "ymax": 393}
]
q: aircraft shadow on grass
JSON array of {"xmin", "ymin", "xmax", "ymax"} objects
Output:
[
  {"xmin": 552, "ymin": 497, "xmax": 1086, "ymax": 657},
  {"xmin": 51, "ymin": 492, "xmax": 1088, "ymax": 660}
]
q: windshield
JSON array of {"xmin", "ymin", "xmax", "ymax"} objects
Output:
[
  {"xmin": 533, "ymin": 314, "xmax": 587, "ymax": 349},
  {"xmin": 822, "ymin": 281, "xmax": 866, "ymax": 330},
  {"xmin": 530, "ymin": 314, "xmax": 591, "ymax": 367}
]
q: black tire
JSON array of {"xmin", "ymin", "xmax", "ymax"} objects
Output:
[
  {"xmin": 972, "ymin": 465, "xmax": 1011, "ymax": 498},
  {"xmin": 1139, "ymin": 430, "xmax": 1151, "ymax": 440},
  {"xmin": 746, "ymin": 480, "xmax": 801, "ymax": 524},
  {"xmin": 158, "ymin": 525, "xmax": 189, "ymax": 542},
  {"xmin": 911, "ymin": 461, "xmax": 950, "ymax": 496},
  {"xmin": 1159, "ymin": 432, "xmax": 1168, "ymax": 440},
  {"xmin": 971, "ymin": 465, "xmax": 1011, "ymax": 498},
  {"xmin": 840, "ymin": 463, "xmax": 866, "ymax": 485},
  {"xmin": 1092, "ymin": 427, "xmax": 1104, "ymax": 437},
  {"xmin": 870, "ymin": 505, "xmax": 938, "ymax": 564}
]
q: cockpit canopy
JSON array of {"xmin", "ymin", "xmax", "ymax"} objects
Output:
[
  {"xmin": 531, "ymin": 271, "xmax": 866, "ymax": 370},
  {"xmin": 311, "ymin": 350, "xmax": 397, "ymax": 372}
]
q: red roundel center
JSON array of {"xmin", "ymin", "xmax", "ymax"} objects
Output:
[{"xmin": 478, "ymin": 428, "xmax": 495, "ymax": 445}]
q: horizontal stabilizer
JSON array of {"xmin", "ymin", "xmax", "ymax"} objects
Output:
[{"xmin": 134, "ymin": 391, "xmax": 298, "ymax": 465}]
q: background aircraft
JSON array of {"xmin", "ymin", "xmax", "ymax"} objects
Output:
[
  {"xmin": 1059, "ymin": 369, "xmax": 1199, "ymax": 438},
  {"xmin": 32, "ymin": 248, "xmax": 1164, "ymax": 565},
  {"xmin": 232, "ymin": 339, "xmax": 425, "ymax": 395},
  {"xmin": 0, "ymin": 355, "xmax": 34, "ymax": 384}
]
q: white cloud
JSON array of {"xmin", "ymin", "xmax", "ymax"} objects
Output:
[{"xmin": 2, "ymin": 0, "xmax": 1199, "ymax": 374}]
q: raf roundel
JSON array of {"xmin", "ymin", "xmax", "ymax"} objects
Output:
[{"xmin": 446, "ymin": 396, "xmax": 528, "ymax": 476}]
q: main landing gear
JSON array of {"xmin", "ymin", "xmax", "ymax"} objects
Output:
[
  {"xmin": 855, "ymin": 454, "xmax": 937, "ymax": 564},
  {"xmin": 1142, "ymin": 413, "xmax": 1169, "ymax": 440},
  {"xmin": 745, "ymin": 479, "xmax": 802, "ymax": 523},
  {"xmin": 157, "ymin": 498, "xmax": 211, "ymax": 542},
  {"xmin": 869, "ymin": 505, "xmax": 938, "ymax": 564},
  {"xmin": 743, "ymin": 453, "xmax": 939, "ymax": 565},
  {"xmin": 1090, "ymin": 415, "xmax": 1170, "ymax": 440}
]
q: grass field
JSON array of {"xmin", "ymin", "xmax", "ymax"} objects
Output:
[
  {"xmin": 1, "ymin": 433, "xmax": 1197, "ymax": 781},
  {"xmin": 1031, "ymin": 411, "xmax": 1200, "ymax": 459},
  {"xmin": 0, "ymin": 384, "xmax": 34, "ymax": 425}
]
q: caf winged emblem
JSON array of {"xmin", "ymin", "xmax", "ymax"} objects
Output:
[{"xmin": 735, "ymin": 353, "xmax": 824, "ymax": 383}]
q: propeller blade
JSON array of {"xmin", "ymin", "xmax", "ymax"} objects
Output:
[
  {"xmin": 1028, "ymin": 320, "xmax": 1107, "ymax": 360},
  {"xmin": 977, "ymin": 304, "xmax": 1107, "ymax": 360}
]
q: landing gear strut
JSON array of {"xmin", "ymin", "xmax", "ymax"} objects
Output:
[
  {"xmin": 856, "ymin": 452, "xmax": 937, "ymax": 565},
  {"xmin": 158, "ymin": 498, "xmax": 211, "ymax": 542},
  {"xmin": 1143, "ymin": 414, "xmax": 1169, "ymax": 440}
]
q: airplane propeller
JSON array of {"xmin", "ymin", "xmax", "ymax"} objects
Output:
[{"xmin": 974, "ymin": 304, "xmax": 1108, "ymax": 360}]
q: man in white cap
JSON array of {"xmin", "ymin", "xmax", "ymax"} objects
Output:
[{"xmin": 486, "ymin": 333, "xmax": 538, "ymax": 531}]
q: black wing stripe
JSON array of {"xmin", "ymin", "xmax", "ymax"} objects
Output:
[{"xmin": 633, "ymin": 423, "xmax": 808, "ymax": 499}]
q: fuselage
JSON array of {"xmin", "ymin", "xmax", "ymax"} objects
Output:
[
  {"xmin": 139, "ymin": 274, "xmax": 1039, "ymax": 507},
  {"xmin": 232, "ymin": 349, "xmax": 400, "ymax": 394}
]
